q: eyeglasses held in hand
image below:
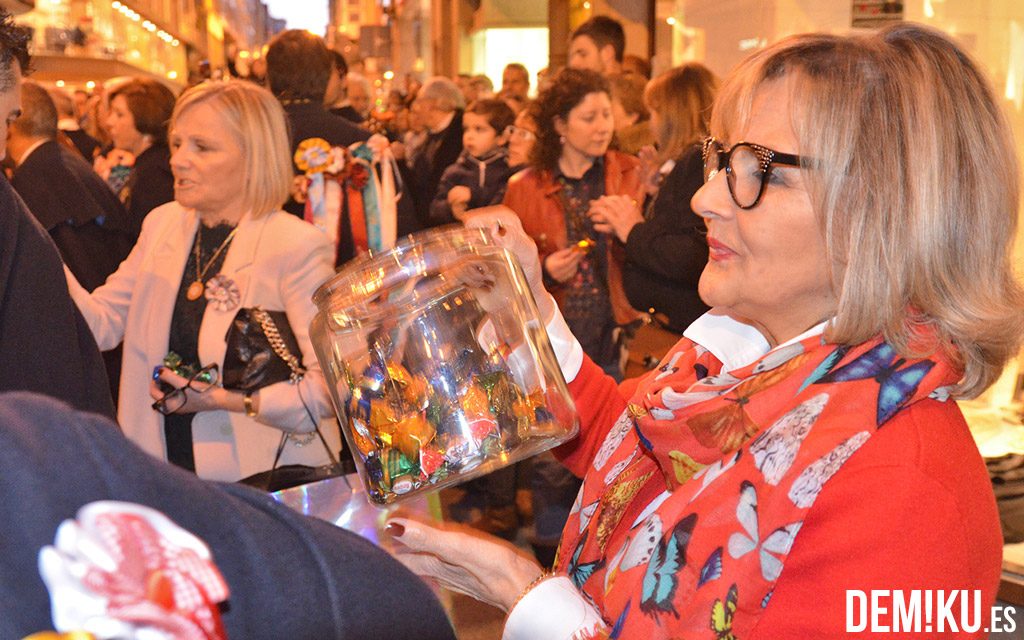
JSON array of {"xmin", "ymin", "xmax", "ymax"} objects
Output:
[
  {"xmin": 151, "ymin": 363, "xmax": 220, "ymax": 416},
  {"xmin": 701, "ymin": 136, "xmax": 806, "ymax": 209}
]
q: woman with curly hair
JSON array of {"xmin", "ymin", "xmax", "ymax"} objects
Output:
[{"xmin": 503, "ymin": 67, "xmax": 643, "ymax": 379}]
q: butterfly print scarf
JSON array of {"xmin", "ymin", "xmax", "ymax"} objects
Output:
[{"xmin": 557, "ymin": 332, "xmax": 960, "ymax": 638}]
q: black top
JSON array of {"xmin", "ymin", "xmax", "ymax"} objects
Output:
[
  {"xmin": 164, "ymin": 223, "xmax": 236, "ymax": 471},
  {"xmin": 0, "ymin": 177, "xmax": 114, "ymax": 418},
  {"xmin": 63, "ymin": 128, "xmax": 100, "ymax": 160},
  {"xmin": 121, "ymin": 142, "xmax": 175, "ymax": 240},
  {"xmin": 409, "ymin": 110, "xmax": 464, "ymax": 229},
  {"xmin": 11, "ymin": 140, "xmax": 133, "ymax": 292},
  {"xmin": 551, "ymin": 158, "xmax": 618, "ymax": 367},
  {"xmin": 329, "ymin": 104, "xmax": 365, "ymax": 124},
  {"xmin": 622, "ymin": 144, "xmax": 710, "ymax": 333},
  {"xmin": 0, "ymin": 391, "xmax": 456, "ymax": 640}
]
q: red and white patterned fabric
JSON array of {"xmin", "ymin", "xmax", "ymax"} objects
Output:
[{"xmin": 38, "ymin": 501, "xmax": 229, "ymax": 640}]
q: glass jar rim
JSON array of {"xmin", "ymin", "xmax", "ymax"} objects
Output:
[{"xmin": 312, "ymin": 225, "xmax": 507, "ymax": 330}]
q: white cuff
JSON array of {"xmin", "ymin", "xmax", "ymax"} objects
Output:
[
  {"xmin": 502, "ymin": 576, "xmax": 606, "ymax": 640},
  {"xmin": 543, "ymin": 295, "xmax": 584, "ymax": 383}
]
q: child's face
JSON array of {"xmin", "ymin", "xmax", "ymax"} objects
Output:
[{"xmin": 462, "ymin": 112, "xmax": 505, "ymax": 157}]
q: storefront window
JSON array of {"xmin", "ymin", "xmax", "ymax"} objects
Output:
[{"xmin": 17, "ymin": 0, "xmax": 187, "ymax": 80}]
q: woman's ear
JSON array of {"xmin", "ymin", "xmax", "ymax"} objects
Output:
[{"xmin": 553, "ymin": 116, "xmax": 566, "ymax": 138}]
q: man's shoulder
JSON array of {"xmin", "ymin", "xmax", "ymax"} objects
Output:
[{"xmin": 289, "ymin": 104, "xmax": 371, "ymax": 148}]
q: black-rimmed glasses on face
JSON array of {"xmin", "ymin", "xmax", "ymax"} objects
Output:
[
  {"xmin": 701, "ymin": 136, "xmax": 805, "ymax": 209},
  {"xmin": 152, "ymin": 363, "xmax": 220, "ymax": 415}
]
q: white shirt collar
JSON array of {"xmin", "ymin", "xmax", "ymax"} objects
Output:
[
  {"xmin": 683, "ymin": 310, "xmax": 828, "ymax": 373},
  {"xmin": 57, "ymin": 118, "xmax": 80, "ymax": 131}
]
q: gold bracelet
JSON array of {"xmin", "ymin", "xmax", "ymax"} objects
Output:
[
  {"xmin": 243, "ymin": 391, "xmax": 257, "ymax": 418},
  {"xmin": 508, "ymin": 569, "xmax": 554, "ymax": 613}
]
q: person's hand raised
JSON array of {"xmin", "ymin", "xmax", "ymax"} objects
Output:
[
  {"xmin": 463, "ymin": 206, "xmax": 555, "ymax": 322},
  {"xmin": 543, "ymin": 247, "xmax": 584, "ymax": 284},
  {"xmin": 589, "ymin": 194, "xmax": 644, "ymax": 243}
]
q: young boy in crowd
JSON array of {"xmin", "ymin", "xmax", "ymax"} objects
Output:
[{"xmin": 428, "ymin": 98, "xmax": 516, "ymax": 225}]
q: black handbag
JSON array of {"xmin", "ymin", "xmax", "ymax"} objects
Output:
[
  {"xmin": 223, "ymin": 306, "xmax": 347, "ymax": 492},
  {"xmin": 222, "ymin": 307, "xmax": 303, "ymax": 391}
]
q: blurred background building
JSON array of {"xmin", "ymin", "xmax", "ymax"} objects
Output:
[{"xmin": 11, "ymin": 0, "xmax": 284, "ymax": 91}]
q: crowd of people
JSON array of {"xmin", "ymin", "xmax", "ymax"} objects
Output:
[{"xmin": 0, "ymin": 6, "xmax": 1021, "ymax": 639}]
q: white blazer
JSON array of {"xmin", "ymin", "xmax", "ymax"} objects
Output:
[{"xmin": 66, "ymin": 201, "xmax": 342, "ymax": 481}]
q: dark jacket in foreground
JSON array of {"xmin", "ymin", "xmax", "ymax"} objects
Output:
[
  {"xmin": 12, "ymin": 140, "xmax": 133, "ymax": 292},
  {"xmin": 0, "ymin": 392, "xmax": 456, "ymax": 640},
  {"xmin": 0, "ymin": 178, "xmax": 114, "ymax": 418},
  {"xmin": 622, "ymin": 144, "xmax": 710, "ymax": 333}
]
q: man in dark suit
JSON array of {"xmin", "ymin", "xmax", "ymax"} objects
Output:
[
  {"xmin": 267, "ymin": 29, "xmax": 371, "ymax": 215},
  {"xmin": 8, "ymin": 81, "xmax": 133, "ymax": 407},
  {"xmin": 50, "ymin": 85, "xmax": 99, "ymax": 160},
  {"xmin": 408, "ymin": 77, "xmax": 465, "ymax": 229},
  {"xmin": 0, "ymin": 392, "xmax": 456, "ymax": 639},
  {"xmin": 9, "ymin": 82, "xmax": 132, "ymax": 292},
  {"xmin": 325, "ymin": 49, "xmax": 364, "ymax": 124},
  {"xmin": 0, "ymin": 13, "xmax": 115, "ymax": 419},
  {"xmin": 267, "ymin": 30, "xmax": 419, "ymax": 264}
]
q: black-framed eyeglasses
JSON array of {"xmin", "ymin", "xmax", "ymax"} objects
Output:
[
  {"xmin": 701, "ymin": 136, "xmax": 806, "ymax": 209},
  {"xmin": 152, "ymin": 363, "xmax": 220, "ymax": 415}
]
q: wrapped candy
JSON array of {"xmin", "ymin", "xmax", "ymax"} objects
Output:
[
  {"xmin": 309, "ymin": 226, "xmax": 580, "ymax": 505},
  {"xmin": 380, "ymin": 447, "xmax": 419, "ymax": 495},
  {"xmin": 344, "ymin": 357, "xmax": 572, "ymax": 503},
  {"xmin": 391, "ymin": 413, "xmax": 436, "ymax": 461}
]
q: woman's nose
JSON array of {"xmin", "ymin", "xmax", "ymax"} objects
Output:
[
  {"xmin": 169, "ymin": 146, "xmax": 186, "ymax": 169},
  {"xmin": 691, "ymin": 168, "xmax": 733, "ymax": 220}
]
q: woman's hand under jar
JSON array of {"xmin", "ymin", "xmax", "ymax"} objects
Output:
[{"xmin": 386, "ymin": 517, "xmax": 544, "ymax": 612}]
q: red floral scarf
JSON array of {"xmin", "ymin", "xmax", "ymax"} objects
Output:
[{"xmin": 557, "ymin": 331, "xmax": 960, "ymax": 638}]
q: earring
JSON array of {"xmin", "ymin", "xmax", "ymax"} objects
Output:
[{"xmin": 559, "ymin": 135, "xmax": 566, "ymax": 145}]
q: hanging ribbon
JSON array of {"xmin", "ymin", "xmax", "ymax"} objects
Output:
[{"xmin": 296, "ymin": 135, "xmax": 404, "ymax": 257}]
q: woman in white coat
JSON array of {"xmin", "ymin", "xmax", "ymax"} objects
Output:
[{"xmin": 66, "ymin": 80, "xmax": 339, "ymax": 481}]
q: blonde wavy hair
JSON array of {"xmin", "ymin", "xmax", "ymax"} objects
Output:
[
  {"xmin": 170, "ymin": 80, "xmax": 292, "ymax": 218},
  {"xmin": 644, "ymin": 62, "xmax": 717, "ymax": 163},
  {"xmin": 711, "ymin": 24, "xmax": 1024, "ymax": 398}
]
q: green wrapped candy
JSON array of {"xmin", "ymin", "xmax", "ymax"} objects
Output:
[{"xmin": 380, "ymin": 447, "xmax": 419, "ymax": 492}]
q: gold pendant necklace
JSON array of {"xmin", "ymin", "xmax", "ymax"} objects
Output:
[{"xmin": 187, "ymin": 224, "xmax": 238, "ymax": 301}]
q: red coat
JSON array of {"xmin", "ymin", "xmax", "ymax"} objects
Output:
[
  {"xmin": 502, "ymin": 151, "xmax": 644, "ymax": 326},
  {"xmin": 557, "ymin": 357, "xmax": 1002, "ymax": 638}
]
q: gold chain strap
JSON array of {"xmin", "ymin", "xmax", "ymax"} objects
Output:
[{"xmin": 251, "ymin": 307, "xmax": 306, "ymax": 384}]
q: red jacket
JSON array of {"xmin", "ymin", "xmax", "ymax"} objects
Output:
[
  {"xmin": 502, "ymin": 151, "xmax": 644, "ymax": 326},
  {"xmin": 558, "ymin": 357, "xmax": 1002, "ymax": 638}
]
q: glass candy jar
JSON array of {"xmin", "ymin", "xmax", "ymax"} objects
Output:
[{"xmin": 309, "ymin": 227, "xmax": 579, "ymax": 505}]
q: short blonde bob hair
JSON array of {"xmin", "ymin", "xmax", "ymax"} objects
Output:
[
  {"xmin": 711, "ymin": 23, "xmax": 1024, "ymax": 398},
  {"xmin": 170, "ymin": 80, "xmax": 292, "ymax": 218}
]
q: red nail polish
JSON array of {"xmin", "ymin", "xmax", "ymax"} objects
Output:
[{"xmin": 385, "ymin": 522, "xmax": 405, "ymax": 537}]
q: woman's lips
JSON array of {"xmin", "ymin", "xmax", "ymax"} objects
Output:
[{"xmin": 707, "ymin": 237, "xmax": 736, "ymax": 261}]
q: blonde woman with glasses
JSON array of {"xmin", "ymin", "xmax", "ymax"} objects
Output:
[{"xmin": 390, "ymin": 24, "xmax": 1022, "ymax": 639}]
